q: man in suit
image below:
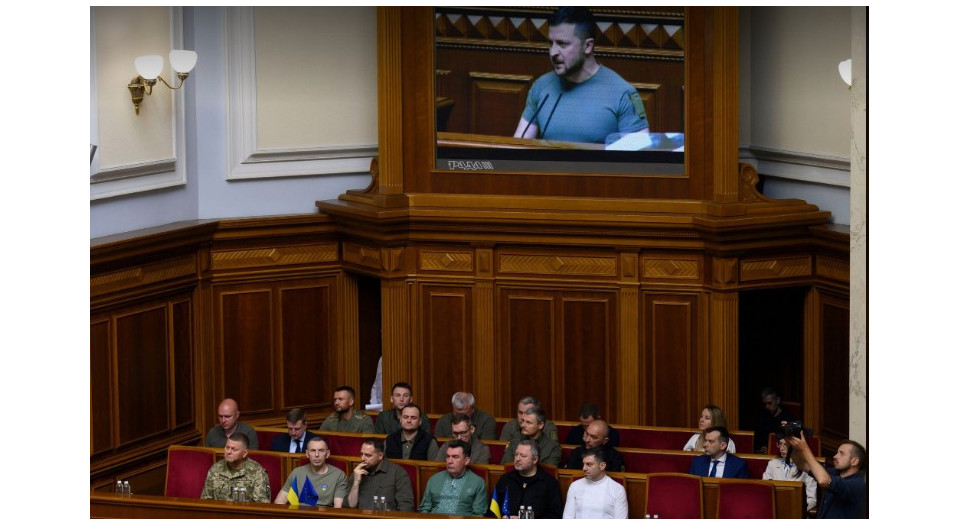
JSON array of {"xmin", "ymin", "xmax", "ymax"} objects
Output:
[
  {"xmin": 270, "ymin": 408, "xmax": 317, "ymax": 453},
  {"xmin": 688, "ymin": 426, "xmax": 750, "ymax": 478}
]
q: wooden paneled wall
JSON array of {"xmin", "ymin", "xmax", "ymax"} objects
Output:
[{"xmin": 91, "ymin": 215, "xmax": 850, "ymax": 485}]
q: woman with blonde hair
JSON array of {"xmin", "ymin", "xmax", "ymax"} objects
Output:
[{"xmin": 682, "ymin": 405, "xmax": 736, "ymax": 453}]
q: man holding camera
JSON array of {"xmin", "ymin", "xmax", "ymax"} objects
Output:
[{"xmin": 786, "ymin": 433, "xmax": 867, "ymax": 519}]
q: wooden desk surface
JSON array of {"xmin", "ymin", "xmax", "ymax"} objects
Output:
[{"xmin": 90, "ymin": 492, "xmax": 471, "ymax": 519}]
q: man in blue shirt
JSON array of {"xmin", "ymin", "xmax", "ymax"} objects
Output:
[
  {"xmin": 514, "ymin": 7, "xmax": 648, "ymax": 144},
  {"xmin": 788, "ymin": 433, "xmax": 867, "ymax": 518}
]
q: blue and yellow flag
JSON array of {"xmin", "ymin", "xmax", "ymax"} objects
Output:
[
  {"xmin": 287, "ymin": 478, "xmax": 301, "ymax": 506},
  {"xmin": 489, "ymin": 487, "xmax": 502, "ymax": 519}
]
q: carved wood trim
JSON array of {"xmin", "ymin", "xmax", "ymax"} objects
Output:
[
  {"xmin": 91, "ymin": 255, "xmax": 196, "ymax": 297},
  {"xmin": 618, "ymin": 286, "xmax": 640, "ymax": 424},
  {"xmin": 707, "ymin": 292, "xmax": 739, "ymax": 427},
  {"xmin": 210, "ymin": 244, "xmax": 338, "ymax": 270},
  {"xmin": 498, "ymin": 254, "xmax": 618, "ymax": 277},
  {"xmin": 642, "ymin": 255, "xmax": 702, "ymax": 281},
  {"xmin": 740, "ymin": 256, "xmax": 812, "ymax": 282},
  {"xmin": 418, "ymin": 250, "xmax": 474, "ymax": 273},
  {"xmin": 816, "ymin": 255, "xmax": 850, "ymax": 283},
  {"xmin": 342, "ymin": 242, "xmax": 382, "ymax": 271}
]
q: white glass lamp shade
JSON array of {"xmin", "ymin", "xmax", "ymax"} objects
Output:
[
  {"xmin": 134, "ymin": 55, "xmax": 164, "ymax": 80},
  {"xmin": 838, "ymin": 59, "xmax": 852, "ymax": 87},
  {"xmin": 169, "ymin": 50, "xmax": 198, "ymax": 74}
]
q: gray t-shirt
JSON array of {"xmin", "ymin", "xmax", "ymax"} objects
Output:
[
  {"xmin": 522, "ymin": 65, "xmax": 648, "ymax": 143},
  {"xmin": 280, "ymin": 464, "xmax": 348, "ymax": 507}
]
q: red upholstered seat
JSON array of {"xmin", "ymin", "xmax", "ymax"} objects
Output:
[
  {"xmin": 644, "ymin": 473, "xmax": 703, "ymax": 519},
  {"xmin": 391, "ymin": 459, "xmax": 422, "ymax": 505},
  {"xmin": 256, "ymin": 429, "xmax": 286, "ymax": 451},
  {"xmin": 716, "ymin": 479, "xmax": 776, "ymax": 519},
  {"xmin": 487, "ymin": 441, "xmax": 506, "ymax": 464},
  {"xmin": 165, "ymin": 446, "xmax": 216, "ymax": 498},
  {"xmin": 246, "ymin": 450, "xmax": 285, "ymax": 502}
]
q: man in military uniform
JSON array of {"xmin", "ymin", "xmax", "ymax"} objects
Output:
[
  {"xmin": 200, "ymin": 433, "xmax": 270, "ymax": 502},
  {"xmin": 320, "ymin": 386, "xmax": 375, "ymax": 433},
  {"xmin": 501, "ymin": 408, "xmax": 562, "ymax": 466}
]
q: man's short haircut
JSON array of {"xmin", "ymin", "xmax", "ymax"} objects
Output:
[
  {"xmin": 524, "ymin": 407, "xmax": 547, "ymax": 425},
  {"xmin": 451, "ymin": 391, "xmax": 475, "ymax": 410},
  {"xmin": 392, "ymin": 382, "xmax": 413, "ymax": 394},
  {"xmin": 517, "ymin": 439, "xmax": 540, "ymax": 458},
  {"xmin": 401, "ymin": 403, "xmax": 422, "ymax": 418},
  {"xmin": 841, "ymin": 440, "xmax": 867, "ymax": 471},
  {"xmin": 760, "ymin": 387, "xmax": 781, "ymax": 400},
  {"xmin": 286, "ymin": 408, "xmax": 307, "ymax": 424},
  {"xmin": 306, "ymin": 435, "xmax": 329, "ymax": 449},
  {"xmin": 362, "ymin": 437, "xmax": 385, "ymax": 454},
  {"xmin": 447, "ymin": 439, "xmax": 472, "ymax": 458},
  {"xmin": 227, "ymin": 433, "xmax": 249, "ymax": 449},
  {"xmin": 579, "ymin": 402, "xmax": 600, "ymax": 419},
  {"xmin": 591, "ymin": 419, "xmax": 611, "ymax": 438},
  {"xmin": 450, "ymin": 413, "xmax": 473, "ymax": 427},
  {"xmin": 548, "ymin": 7, "xmax": 596, "ymax": 42},
  {"xmin": 583, "ymin": 447, "xmax": 606, "ymax": 465},
  {"xmin": 335, "ymin": 385, "xmax": 357, "ymax": 398},
  {"xmin": 518, "ymin": 396, "xmax": 541, "ymax": 408},
  {"xmin": 705, "ymin": 426, "xmax": 731, "ymax": 445}
]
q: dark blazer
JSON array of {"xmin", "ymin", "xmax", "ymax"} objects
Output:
[
  {"xmin": 270, "ymin": 430, "xmax": 318, "ymax": 453},
  {"xmin": 688, "ymin": 453, "xmax": 750, "ymax": 478}
]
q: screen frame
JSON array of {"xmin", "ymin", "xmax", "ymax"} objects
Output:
[{"xmin": 371, "ymin": 7, "xmax": 742, "ymax": 206}]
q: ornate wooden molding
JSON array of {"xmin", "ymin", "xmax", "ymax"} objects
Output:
[
  {"xmin": 498, "ymin": 254, "xmax": 617, "ymax": 277},
  {"xmin": 211, "ymin": 244, "xmax": 338, "ymax": 270},
  {"xmin": 710, "ymin": 257, "xmax": 739, "ymax": 288},
  {"xmin": 342, "ymin": 242, "xmax": 382, "ymax": 271},
  {"xmin": 642, "ymin": 256, "xmax": 701, "ymax": 280},
  {"xmin": 91, "ymin": 255, "xmax": 196, "ymax": 297},
  {"xmin": 816, "ymin": 255, "xmax": 850, "ymax": 283},
  {"xmin": 740, "ymin": 256, "xmax": 812, "ymax": 282},
  {"xmin": 419, "ymin": 250, "xmax": 474, "ymax": 273}
]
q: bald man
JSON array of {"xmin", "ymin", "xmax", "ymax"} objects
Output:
[
  {"xmin": 204, "ymin": 398, "xmax": 260, "ymax": 449},
  {"xmin": 563, "ymin": 420, "xmax": 623, "ymax": 472}
]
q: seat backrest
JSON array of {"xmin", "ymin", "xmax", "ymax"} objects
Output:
[
  {"xmin": 392, "ymin": 460, "xmax": 422, "ymax": 505},
  {"xmin": 255, "ymin": 428, "xmax": 287, "ymax": 451},
  {"xmin": 487, "ymin": 441, "xmax": 507, "ymax": 464},
  {"xmin": 716, "ymin": 479, "xmax": 775, "ymax": 519},
  {"xmin": 165, "ymin": 446, "xmax": 216, "ymax": 498},
  {"xmin": 246, "ymin": 450, "xmax": 285, "ymax": 502},
  {"xmin": 644, "ymin": 473, "xmax": 703, "ymax": 519}
]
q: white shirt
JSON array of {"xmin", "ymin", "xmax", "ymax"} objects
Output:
[
  {"xmin": 707, "ymin": 452, "xmax": 729, "ymax": 477},
  {"xmin": 562, "ymin": 475, "xmax": 628, "ymax": 519},
  {"xmin": 763, "ymin": 458, "xmax": 818, "ymax": 511},
  {"xmin": 683, "ymin": 432, "xmax": 736, "ymax": 453}
]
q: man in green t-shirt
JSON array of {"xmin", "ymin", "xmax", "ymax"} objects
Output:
[{"xmin": 274, "ymin": 436, "xmax": 348, "ymax": 507}]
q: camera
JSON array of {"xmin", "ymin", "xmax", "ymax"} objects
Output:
[{"xmin": 783, "ymin": 420, "xmax": 804, "ymax": 438}]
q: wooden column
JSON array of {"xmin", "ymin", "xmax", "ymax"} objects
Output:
[
  {"xmin": 380, "ymin": 278, "xmax": 412, "ymax": 405},
  {"xmin": 473, "ymin": 248, "xmax": 496, "ymax": 413},
  {"xmin": 338, "ymin": 272, "xmax": 360, "ymax": 392},
  {"xmin": 618, "ymin": 252, "xmax": 641, "ymax": 425},
  {"xmin": 707, "ymin": 291, "xmax": 739, "ymax": 427}
]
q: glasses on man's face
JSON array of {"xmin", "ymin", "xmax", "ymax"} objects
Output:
[{"xmin": 452, "ymin": 430, "xmax": 470, "ymax": 437}]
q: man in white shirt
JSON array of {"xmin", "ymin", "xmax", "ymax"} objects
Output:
[{"xmin": 563, "ymin": 448, "xmax": 628, "ymax": 519}]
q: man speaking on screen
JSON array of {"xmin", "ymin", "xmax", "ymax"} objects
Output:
[{"xmin": 514, "ymin": 7, "xmax": 649, "ymax": 144}]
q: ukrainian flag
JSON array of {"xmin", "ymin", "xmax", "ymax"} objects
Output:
[
  {"xmin": 287, "ymin": 478, "xmax": 301, "ymax": 506},
  {"xmin": 489, "ymin": 486, "xmax": 502, "ymax": 519}
]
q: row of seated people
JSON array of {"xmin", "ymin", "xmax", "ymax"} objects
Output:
[
  {"xmin": 207, "ymin": 387, "xmax": 813, "ymax": 459},
  {"xmin": 167, "ymin": 435, "xmax": 814, "ymax": 519}
]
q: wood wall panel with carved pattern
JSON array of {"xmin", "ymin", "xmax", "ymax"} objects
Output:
[
  {"xmin": 641, "ymin": 292, "xmax": 701, "ymax": 427},
  {"xmin": 419, "ymin": 284, "xmax": 474, "ymax": 414},
  {"xmin": 816, "ymin": 292, "xmax": 849, "ymax": 460}
]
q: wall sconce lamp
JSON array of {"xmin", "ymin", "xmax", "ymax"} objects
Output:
[
  {"xmin": 838, "ymin": 58, "xmax": 852, "ymax": 87},
  {"xmin": 127, "ymin": 50, "xmax": 198, "ymax": 115}
]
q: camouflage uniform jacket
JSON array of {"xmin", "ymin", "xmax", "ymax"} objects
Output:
[
  {"xmin": 200, "ymin": 458, "xmax": 271, "ymax": 502},
  {"xmin": 319, "ymin": 411, "xmax": 375, "ymax": 433}
]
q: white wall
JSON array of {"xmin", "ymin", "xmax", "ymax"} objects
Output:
[
  {"xmin": 90, "ymin": 7, "xmax": 376, "ymax": 238},
  {"xmin": 740, "ymin": 7, "xmax": 855, "ymax": 225}
]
